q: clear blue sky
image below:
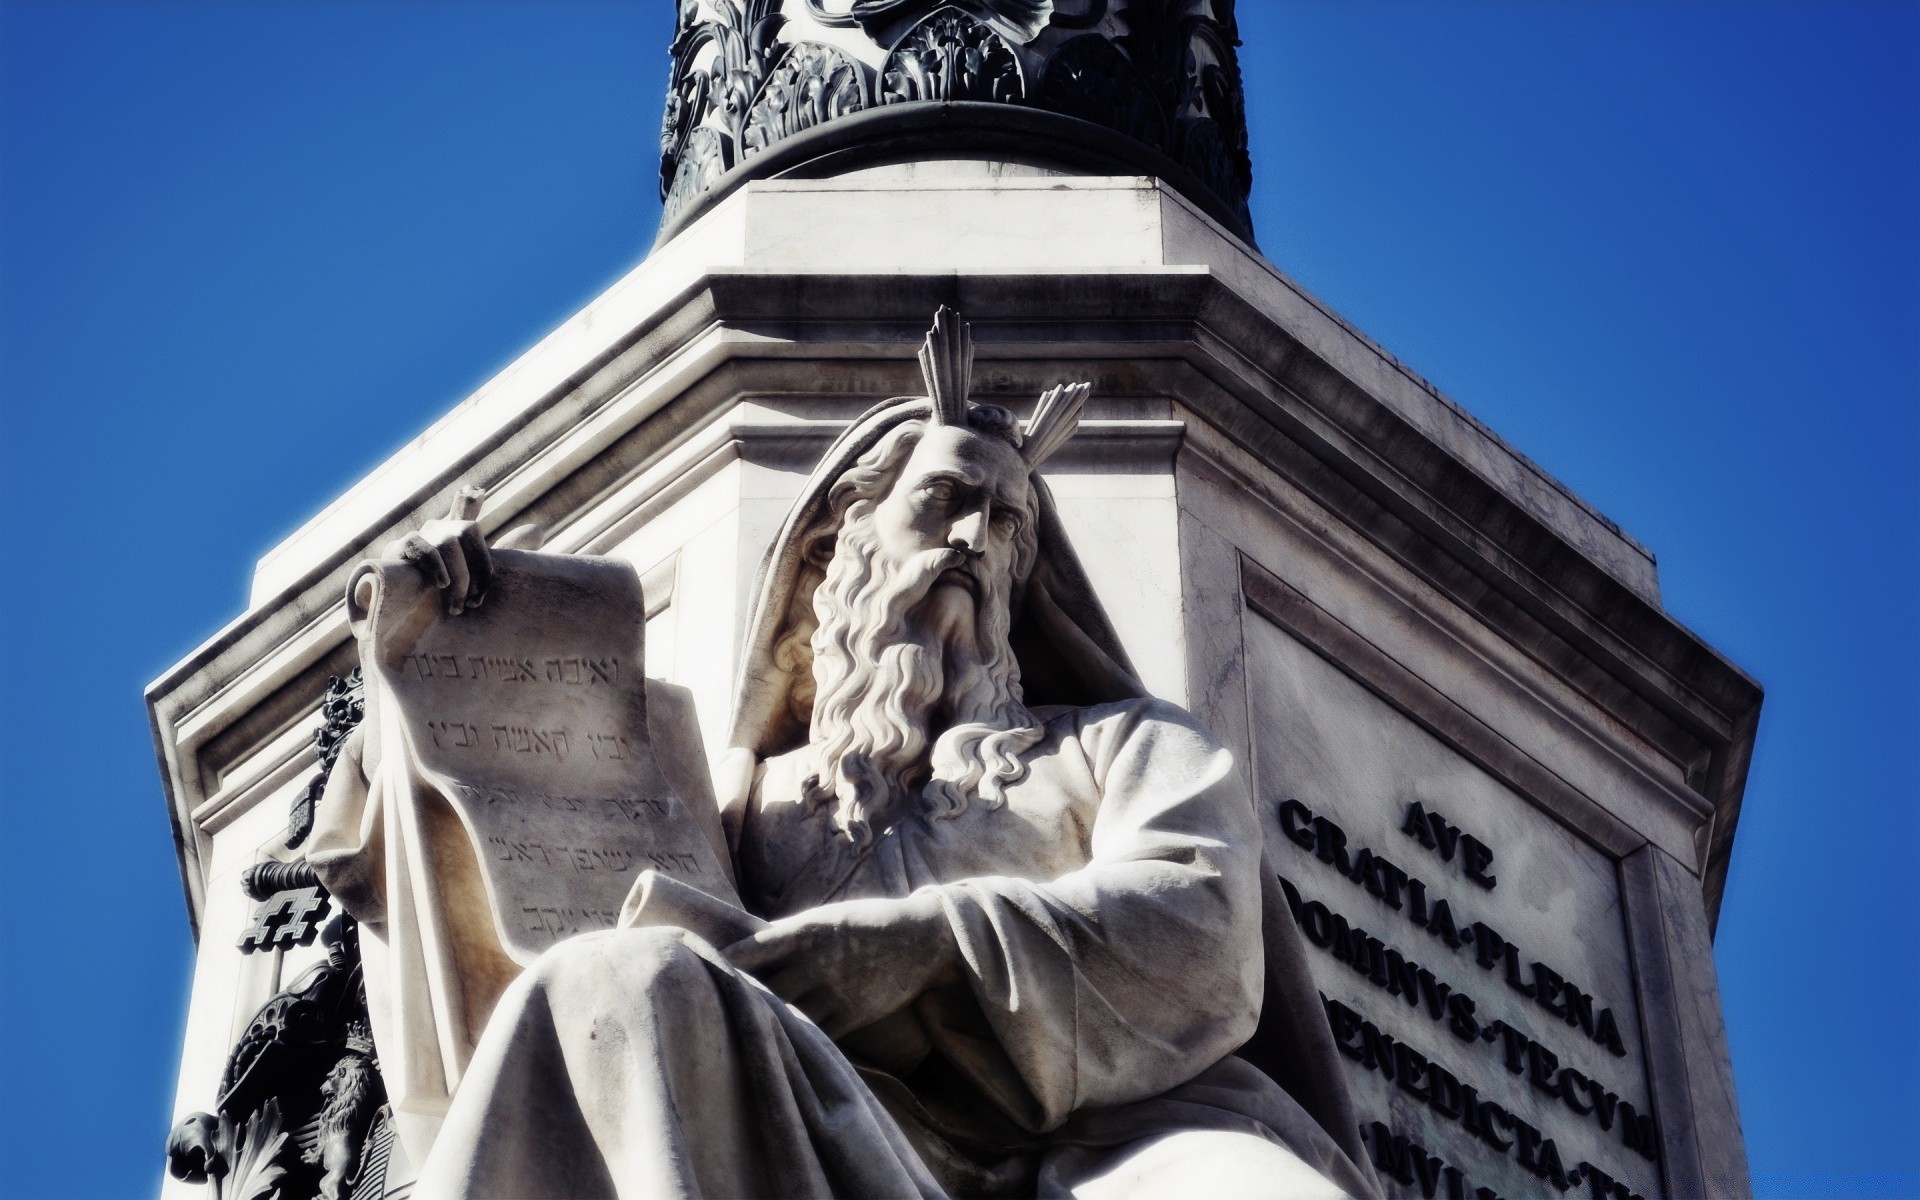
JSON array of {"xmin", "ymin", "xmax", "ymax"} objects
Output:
[{"xmin": 1, "ymin": 3, "xmax": 1913, "ymax": 1197}]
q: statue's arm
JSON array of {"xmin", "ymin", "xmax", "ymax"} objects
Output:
[
  {"xmin": 724, "ymin": 701, "xmax": 1264, "ymax": 1130},
  {"xmin": 918, "ymin": 699, "xmax": 1265, "ymax": 1127},
  {"xmin": 723, "ymin": 890, "xmax": 960, "ymax": 1040}
]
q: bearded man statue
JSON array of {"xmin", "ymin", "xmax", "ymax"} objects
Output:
[{"xmin": 366, "ymin": 309, "xmax": 1380, "ymax": 1200}]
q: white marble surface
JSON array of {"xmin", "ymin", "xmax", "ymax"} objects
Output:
[
  {"xmin": 1248, "ymin": 614, "xmax": 1661, "ymax": 1200},
  {"xmin": 152, "ymin": 165, "xmax": 1719, "ymax": 946},
  {"xmin": 152, "ymin": 166, "xmax": 1757, "ymax": 1200},
  {"xmin": 244, "ymin": 167, "xmax": 1657, "ymax": 613},
  {"xmin": 382, "ymin": 325, "xmax": 1377, "ymax": 1197}
]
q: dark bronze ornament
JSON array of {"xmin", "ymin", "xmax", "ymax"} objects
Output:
[
  {"xmin": 169, "ymin": 918, "xmax": 388, "ymax": 1200},
  {"xmin": 742, "ymin": 42, "xmax": 869, "ymax": 160},
  {"xmin": 880, "ymin": 11, "xmax": 1024, "ymax": 105},
  {"xmin": 658, "ymin": 0, "xmax": 783, "ymax": 224},
  {"xmin": 235, "ymin": 882, "xmax": 331, "ymax": 955},
  {"xmin": 655, "ymin": 0, "xmax": 1254, "ymax": 241},
  {"xmin": 241, "ymin": 670, "xmax": 362, "ymax": 957},
  {"xmin": 287, "ymin": 670, "xmax": 363, "ymax": 851},
  {"xmin": 169, "ymin": 671, "xmax": 388, "ymax": 1200}
]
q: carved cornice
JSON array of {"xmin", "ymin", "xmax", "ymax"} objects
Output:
[
  {"xmin": 151, "ymin": 262, "xmax": 1759, "ymax": 936},
  {"xmin": 655, "ymin": 0, "xmax": 1253, "ymax": 241}
]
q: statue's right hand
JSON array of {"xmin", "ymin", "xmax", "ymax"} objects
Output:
[{"xmin": 382, "ymin": 487, "xmax": 491, "ymax": 616}]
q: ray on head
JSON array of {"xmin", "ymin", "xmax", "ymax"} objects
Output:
[
  {"xmin": 919, "ymin": 305, "xmax": 972, "ymax": 429},
  {"xmin": 913, "ymin": 307, "xmax": 1089, "ymax": 468}
]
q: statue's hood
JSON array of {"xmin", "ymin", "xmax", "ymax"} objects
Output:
[
  {"xmin": 714, "ymin": 396, "xmax": 1383, "ymax": 1195},
  {"xmin": 724, "ymin": 396, "xmax": 1144, "ymax": 763}
]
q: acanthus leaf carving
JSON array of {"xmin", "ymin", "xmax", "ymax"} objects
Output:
[
  {"xmin": 881, "ymin": 9, "xmax": 1024, "ymax": 106},
  {"xmin": 220, "ymin": 1099, "xmax": 291, "ymax": 1200},
  {"xmin": 663, "ymin": 126, "xmax": 730, "ymax": 224},
  {"xmin": 658, "ymin": 0, "xmax": 785, "ymax": 222},
  {"xmin": 741, "ymin": 42, "xmax": 870, "ymax": 160},
  {"xmin": 656, "ymin": 0, "xmax": 1252, "ymax": 236}
]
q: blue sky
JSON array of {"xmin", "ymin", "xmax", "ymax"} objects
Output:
[{"xmin": 1, "ymin": 3, "xmax": 1913, "ymax": 1197}]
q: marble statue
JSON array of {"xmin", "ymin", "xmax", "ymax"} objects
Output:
[{"xmin": 311, "ymin": 308, "xmax": 1381, "ymax": 1199}]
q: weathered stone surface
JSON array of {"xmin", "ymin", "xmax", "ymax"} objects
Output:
[
  {"xmin": 150, "ymin": 144, "xmax": 1763, "ymax": 1200},
  {"xmin": 393, "ymin": 310, "xmax": 1380, "ymax": 1198},
  {"xmin": 1249, "ymin": 613, "xmax": 1662, "ymax": 1200},
  {"xmin": 348, "ymin": 549, "xmax": 735, "ymax": 961},
  {"xmin": 298, "ymin": 544, "xmax": 738, "ymax": 1163}
]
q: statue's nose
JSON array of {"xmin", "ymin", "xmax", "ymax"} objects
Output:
[{"xmin": 949, "ymin": 508, "xmax": 989, "ymax": 555}]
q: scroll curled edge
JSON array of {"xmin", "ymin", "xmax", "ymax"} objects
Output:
[
  {"xmin": 349, "ymin": 552, "xmax": 739, "ymax": 963},
  {"xmin": 340, "ymin": 552, "xmax": 744, "ymax": 1137}
]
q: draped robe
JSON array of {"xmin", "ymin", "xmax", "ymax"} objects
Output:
[{"xmin": 413, "ymin": 697, "xmax": 1377, "ymax": 1199}]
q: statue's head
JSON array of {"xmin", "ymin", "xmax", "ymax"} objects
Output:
[
  {"xmin": 786, "ymin": 309, "xmax": 1090, "ymax": 848},
  {"xmin": 851, "ymin": 412, "xmax": 1038, "ymax": 618}
]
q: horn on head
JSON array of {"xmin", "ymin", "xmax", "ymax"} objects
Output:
[
  {"xmin": 1021, "ymin": 381, "xmax": 1091, "ymax": 469},
  {"xmin": 919, "ymin": 305, "xmax": 972, "ymax": 427}
]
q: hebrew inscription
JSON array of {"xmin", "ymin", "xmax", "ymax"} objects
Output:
[
  {"xmin": 1248, "ymin": 614, "xmax": 1663, "ymax": 1200},
  {"xmin": 355, "ymin": 550, "xmax": 736, "ymax": 965}
]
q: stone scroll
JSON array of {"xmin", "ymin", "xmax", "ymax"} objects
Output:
[{"xmin": 353, "ymin": 549, "xmax": 738, "ymax": 967}]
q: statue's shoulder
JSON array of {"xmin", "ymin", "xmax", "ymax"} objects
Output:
[
  {"xmin": 1036, "ymin": 697, "xmax": 1247, "ymax": 815},
  {"xmin": 1042, "ymin": 694, "xmax": 1224, "ymax": 752}
]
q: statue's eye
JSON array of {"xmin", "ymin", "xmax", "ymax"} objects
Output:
[
  {"xmin": 991, "ymin": 510, "xmax": 1020, "ymax": 534},
  {"xmin": 919, "ymin": 481, "xmax": 954, "ymax": 504}
]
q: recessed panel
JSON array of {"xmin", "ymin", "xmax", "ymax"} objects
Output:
[{"xmin": 1247, "ymin": 611, "xmax": 1663, "ymax": 1200}]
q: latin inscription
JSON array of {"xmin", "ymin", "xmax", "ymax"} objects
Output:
[
  {"xmin": 1401, "ymin": 800, "xmax": 1498, "ymax": 891},
  {"xmin": 1283, "ymin": 871, "xmax": 1658, "ymax": 1161},
  {"xmin": 1335, "ymin": 998, "xmax": 1655, "ymax": 1199},
  {"xmin": 1358, "ymin": 1117, "xmax": 1650, "ymax": 1200},
  {"xmin": 1275, "ymin": 798, "xmax": 1662, "ymax": 1198},
  {"xmin": 1247, "ymin": 615, "xmax": 1659, "ymax": 1198},
  {"xmin": 1279, "ymin": 798, "xmax": 1627, "ymax": 1059}
]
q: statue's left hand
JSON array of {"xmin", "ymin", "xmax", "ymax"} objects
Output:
[
  {"xmin": 382, "ymin": 487, "xmax": 492, "ymax": 616},
  {"xmin": 723, "ymin": 891, "xmax": 960, "ymax": 1038}
]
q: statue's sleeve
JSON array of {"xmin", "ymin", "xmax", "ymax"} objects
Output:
[{"xmin": 922, "ymin": 698, "xmax": 1264, "ymax": 1133}]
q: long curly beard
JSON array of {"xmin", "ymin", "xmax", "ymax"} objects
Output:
[{"xmin": 803, "ymin": 510, "xmax": 1044, "ymax": 850}]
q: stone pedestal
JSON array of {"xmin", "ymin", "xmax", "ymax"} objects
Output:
[{"xmin": 152, "ymin": 163, "xmax": 1758, "ymax": 1199}]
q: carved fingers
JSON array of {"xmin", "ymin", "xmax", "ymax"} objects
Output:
[
  {"xmin": 381, "ymin": 488, "xmax": 495, "ymax": 615},
  {"xmin": 723, "ymin": 892, "xmax": 960, "ymax": 1038}
]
